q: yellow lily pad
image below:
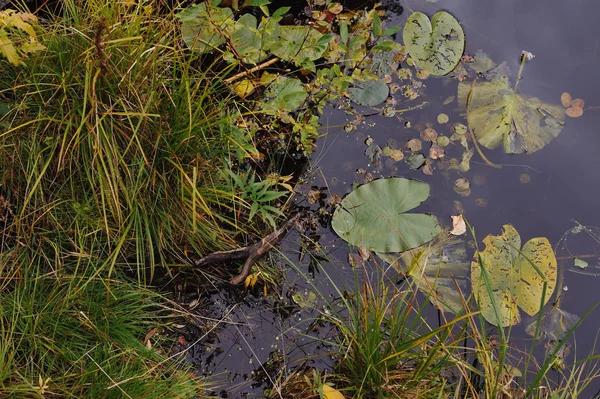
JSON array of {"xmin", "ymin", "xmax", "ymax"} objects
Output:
[{"xmin": 471, "ymin": 225, "xmax": 557, "ymax": 327}]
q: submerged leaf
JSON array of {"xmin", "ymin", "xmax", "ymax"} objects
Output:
[
  {"xmin": 378, "ymin": 236, "xmax": 469, "ymax": 314},
  {"xmin": 471, "ymin": 225, "xmax": 557, "ymax": 327},
  {"xmin": 332, "ymin": 178, "xmax": 441, "ymax": 253},
  {"xmin": 458, "ymin": 72, "xmax": 565, "ymax": 154},
  {"xmin": 525, "ymin": 304, "xmax": 580, "ymax": 342},
  {"xmin": 402, "ymin": 11, "xmax": 465, "ymax": 76}
]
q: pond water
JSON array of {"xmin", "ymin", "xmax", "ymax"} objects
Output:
[{"xmin": 190, "ymin": 0, "xmax": 600, "ymax": 396}]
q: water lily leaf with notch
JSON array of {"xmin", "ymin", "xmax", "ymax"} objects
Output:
[
  {"xmin": 269, "ymin": 26, "xmax": 331, "ymax": 64},
  {"xmin": 378, "ymin": 236, "xmax": 469, "ymax": 314},
  {"xmin": 471, "ymin": 225, "xmax": 557, "ymax": 327},
  {"xmin": 402, "ymin": 11, "xmax": 464, "ymax": 76},
  {"xmin": 332, "ymin": 178, "xmax": 441, "ymax": 253},
  {"xmin": 348, "ymin": 79, "xmax": 389, "ymax": 106},
  {"xmin": 228, "ymin": 13, "xmax": 263, "ymax": 64},
  {"xmin": 262, "ymin": 76, "xmax": 307, "ymax": 113},
  {"xmin": 457, "ymin": 72, "xmax": 565, "ymax": 154}
]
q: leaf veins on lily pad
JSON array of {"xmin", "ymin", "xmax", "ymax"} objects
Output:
[
  {"xmin": 348, "ymin": 79, "xmax": 389, "ymax": 106},
  {"xmin": 458, "ymin": 69, "xmax": 565, "ymax": 154},
  {"xmin": 331, "ymin": 178, "xmax": 441, "ymax": 253},
  {"xmin": 402, "ymin": 11, "xmax": 465, "ymax": 76},
  {"xmin": 471, "ymin": 225, "xmax": 557, "ymax": 327}
]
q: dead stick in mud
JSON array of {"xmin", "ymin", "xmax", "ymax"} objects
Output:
[{"xmin": 194, "ymin": 213, "xmax": 301, "ymax": 285}]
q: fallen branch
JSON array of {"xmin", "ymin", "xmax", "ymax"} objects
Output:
[{"xmin": 194, "ymin": 213, "xmax": 301, "ymax": 285}]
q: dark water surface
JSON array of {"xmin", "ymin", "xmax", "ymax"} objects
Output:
[{"xmin": 194, "ymin": 0, "xmax": 600, "ymax": 396}]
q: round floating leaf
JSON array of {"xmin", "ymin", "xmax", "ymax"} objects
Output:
[
  {"xmin": 458, "ymin": 73, "xmax": 566, "ymax": 154},
  {"xmin": 471, "ymin": 225, "xmax": 557, "ymax": 327},
  {"xmin": 348, "ymin": 79, "xmax": 389, "ymax": 106},
  {"xmin": 402, "ymin": 11, "xmax": 465, "ymax": 76},
  {"xmin": 331, "ymin": 178, "xmax": 441, "ymax": 253}
]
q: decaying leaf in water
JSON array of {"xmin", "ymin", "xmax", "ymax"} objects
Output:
[
  {"xmin": 565, "ymin": 106, "xmax": 583, "ymax": 118},
  {"xmin": 472, "ymin": 225, "xmax": 557, "ymax": 327},
  {"xmin": 443, "ymin": 95, "xmax": 455, "ymax": 105},
  {"xmin": 406, "ymin": 153, "xmax": 426, "ymax": 169},
  {"xmin": 458, "ymin": 69, "xmax": 565, "ymax": 154},
  {"xmin": 519, "ymin": 173, "xmax": 531, "ymax": 184},
  {"xmin": 454, "ymin": 178, "xmax": 470, "ymax": 196},
  {"xmin": 571, "ymin": 98, "xmax": 585, "ymax": 108},
  {"xmin": 525, "ymin": 304, "xmax": 580, "ymax": 341},
  {"xmin": 561, "ymin": 92, "xmax": 572, "ymax": 107},
  {"xmin": 378, "ymin": 236, "xmax": 469, "ymax": 314},
  {"xmin": 422, "ymin": 158, "xmax": 434, "ymax": 175},
  {"xmin": 429, "ymin": 142, "xmax": 445, "ymax": 159},
  {"xmin": 382, "ymin": 146, "xmax": 404, "ymax": 161},
  {"xmin": 437, "ymin": 113, "xmax": 449, "ymax": 124},
  {"xmin": 406, "ymin": 138, "xmax": 422, "ymax": 152},
  {"xmin": 437, "ymin": 136, "xmax": 450, "ymax": 147},
  {"xmin": 453, "ymin": 123, "xmax": 467, "ymax": 135},
  {"xmin": 450, "ymin": 214, "xmax": 466, "ymax": 236},
  {"xmin": 421, "ymin": 128, "xmax": 438, "ymax": 142}
]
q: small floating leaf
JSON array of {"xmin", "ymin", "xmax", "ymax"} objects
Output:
[
  {"xmin": 560, "ymin": 92, "xmax": 572, "ymax": 107},
  {"xmin": 348, "ymin": 79, "xmax": 389, "ymax": 106},
  {"xmin": 574, "ymin": 258, "xmax": 588, "ymax": 269},
  {"xmin": 571, "ymin": 98, "xmax": 585, "ymax": 108},
  {"xmin": 450, "ymin": 214, "xmax": 466, "ymax": 236},
  {"xmin": 565, "ymin": 106, "xmax": 583, "ymax": 118},
  {"xmin": 472, "ymin": 225, "xmax": 557, "ymax": 327},
  {"xmin": 332, "ymin": 178, "xmax": 441, "ymax": 253},
  {"xmin": 437, "ymin": 113, "xmax": 449, "ymax": 124},
  {"xmin": 402, "ymin": 11, "xmax": 465, "ymax": 76}
]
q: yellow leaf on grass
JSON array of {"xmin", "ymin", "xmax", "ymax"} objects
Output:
[
  {"xmin": 322, "ymin": 384, "xmax": 345, "ymax": 399},
  {"xmin": 0, "ymin": 31, "xmax": 20, "ymax": 66}
]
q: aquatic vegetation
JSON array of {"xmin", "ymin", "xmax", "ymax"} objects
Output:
[
  {"xmin": 402, "ymin": 11, "xmax": 465, "ymax": 76},
  {"xmin": 331, "ymin": 178, "xmax": 441, "ymax": 253},
  {"xmin": 471, "ymin": 224, "xmax": 557, "ymax": 327},
  {"xmin": 458, "ymin": 53, "xmax": 566, "ymax": 154}
]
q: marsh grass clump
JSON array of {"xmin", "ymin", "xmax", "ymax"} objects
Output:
[{"xmin": 0, "ymin": 0, "xmax": 290, "ymax": 396}]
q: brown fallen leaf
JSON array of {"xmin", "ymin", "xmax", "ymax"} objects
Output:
[
  {"xmin": 566, "ymin": 106, "xmax": 583, "ymax": 118},
  {"xmin": 429, "ymin": 142, "xmax": 445, "ymax": 160},
  {"xmin": 570, "ymin": 98, "xmax": 585, "ymax": 108},
  {"xmin": 450, "ymin": 214, "xmax": 466, "ymax": 235},
  {"xmin": 560, "ymin": 92, "xmax": 572, "ymax": 108}
]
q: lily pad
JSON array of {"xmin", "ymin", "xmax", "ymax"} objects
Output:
[
  {"xmin": 348, "ymin": 79, "xmax": 389, "ymax": 106},
  {"xmin": 402, "ymin": 11, "xmax": 465, "ymax": 76},
  {"xmin": 458, "ymin": 71, "xmax": 566, "ymax": 154},
  {"xmin": 471, "ymin": 225, "xmax": 557, "ymax": 327},
  {"xmin": 378, "ymin": 236, "xmax": 469, "ymax": 314},
  {"xmin": 332, "ymin": 178, "xmax": 441, "ymax": 253}
]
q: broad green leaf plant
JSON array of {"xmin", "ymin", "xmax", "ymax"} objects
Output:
[{"xmin": 331, "ymin": 178, "xmax": 441, "ymax": 253}]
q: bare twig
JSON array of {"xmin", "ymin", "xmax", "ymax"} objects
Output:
[{"xmin": 194, "ymin": 213, "xmax": 301, "ymax": 285}]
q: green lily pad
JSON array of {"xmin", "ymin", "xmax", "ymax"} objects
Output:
[
  {"xmin": 471, "ymin": 225, "xmax": 557, "ymax": 327},
  {"xmin": 348, "ymin": 79, "xmax": 389, "ymax": 107},
  {"xmin": 269, "ymin": 26, "xmax": 331, "ymax": 64},
  {"xmin": 457, "ymin": 71, "xmax": 565, "ymax": 154},
  {"xmin": 402, "ymin": 11, "xmax": 464, "ymax": 76},
  {"xmin": 331, "ymin": 178, "xmax": 441, "ymax": 253}
]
